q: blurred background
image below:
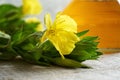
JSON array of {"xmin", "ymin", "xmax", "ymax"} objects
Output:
[
  {"xmin": 0, "ymin": 0, "xmax": 71, "ymax": 22},
  {"xmin": 0, "ymin": 0, "xmax": 120, "ymax": 21}
]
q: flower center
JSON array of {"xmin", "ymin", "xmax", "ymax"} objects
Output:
[{"xmin": 48, "ymin": 30, "xmax": 56, "ymax": 36}]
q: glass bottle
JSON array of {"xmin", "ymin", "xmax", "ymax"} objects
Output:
[{"xmin": 63, "ymin": 0, "xmax": 120, "ymax": 53}]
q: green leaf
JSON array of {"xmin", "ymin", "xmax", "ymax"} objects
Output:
[
  {"xmin": 76, "ymin": 30, "xmax": 89, "ymax": 37},
  {"xmin": 12, "ymin": 32, "xmax": 45, "ymax": 64},
  {"xmin": 0, "ymin": 19, "xmax": 24, "ymax": 35},
  {"xmin": 0, "ymin": 4, "xmax": 22, "ymax": 20},
  {"xmin": 0, "ymin": 44, "xmax": 17, "ymax": 60},
  {"xmin": 23, "ymin": 22, "xmax": 39, "ymax": 31},
  {"xmin": 0, "ymin": 48, "xmax": 17, "ymax": 60},
  {"xmin": 0, "ymin": 31, "xmax": 18, "ymax": 60},
  {"xmin": 0, "ymin": 31, "xmax": 11, "ymax": 48},
  {"xmin": 51, "ymin": 57, "xmax": 89, "ymax": 68},
  {"xmin": 67, "ymin": 36, "xmax": 102, "ymax": 62},
  {"xmin": 14, "ymin": 47, "xmax": 50, "ymax": 66},
  {"xmin": 0, "ymin": 4, "xmax": 23, "ymax": 36},
  {"xmin": 80, "ymin": 36, "xmax": 99, "ymax": 42},
  {"xmin": 39, "ymin": 40, "xmax": 60, "ymax": 58}
]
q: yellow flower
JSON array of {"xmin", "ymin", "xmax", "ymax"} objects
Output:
[
  {"xmin": 25, "ymin": 17, "xmax": 40, "ymax": 23},
  {"xmin": 41, "ymin": 13, "xmax": 79, "ymax": 59},
  {"xmin": 22, "ymin": 0, "xmax": 42, "ymax": 15},
  {"xmin": 25, "ymin": 17, "xmax": 43, "ymax": 31}
]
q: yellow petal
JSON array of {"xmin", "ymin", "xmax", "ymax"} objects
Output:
[
  {"xmin": 48, "ymin": 31, "xmax": 79, "ymax": 56},
  {"xmin": 54, "ymin": 14, "xmax": 77, "ymax": 33},
  {"xmin": 56, "ymin": 12, "xmax": 62, "ymax": 18},
  {"xmin": 44, "ymin": 13, "xmax": 52, "ymax": 29},
  {"xmin": 36, "ymin": 24, "xmax": 43, "ymax": 31},
  {"xmin": 25, "ymin": 17, "xmax": 40, "ymax": 23},
  {"xmin": 22, "ymin": 0, "xmax": 42, "ymax": 15},
  {"xmin": 41, "ymin": 31, "xmax": 48, "ymax": 42}
]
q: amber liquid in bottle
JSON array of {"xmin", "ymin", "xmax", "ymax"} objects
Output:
[{"xmin": 63, "ymin": 0, "xmax": 120, "ymax": 52}]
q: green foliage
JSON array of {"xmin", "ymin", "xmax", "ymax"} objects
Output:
[
  {"xmin": 76, "ymin": 30, "xmax": 89, "ymax": 37},
  {"xmin": 0, "ymin": 4, "xmax": 41, "ymax": 61},
  {"xmin": 39, "ymin": 40, "xmax": 60, "ymax": 58},
  {"xmin": 0, "ymin": 31, "xmax": 11, "ymax": 48},
  {"xmin": 0, "ymin": 4, "xmax": 22, "ymax": 20},
  {"xmin": 0, "ymin": 3, "xmax": 102, "ymax": 68},
  {"xmin": 50, "ymin": 57, "xmax": 90, "ymax": 68},
  {"xmin": 67, "ymin": 36, "xmax": 102, "ymax": 62}
]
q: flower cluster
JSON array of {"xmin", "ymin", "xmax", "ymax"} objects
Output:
[{"xmin": 0, "ymin": 0, "xmax": 102, "ymax": 68}]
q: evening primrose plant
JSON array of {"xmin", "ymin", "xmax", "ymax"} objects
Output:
[
  {"xmin": 0, "ymin": 0, "xmax": 102, "ymax": 68},
  {"xmin": 41, "ymin": 13, "xmax": 80, "ymax": 59}
]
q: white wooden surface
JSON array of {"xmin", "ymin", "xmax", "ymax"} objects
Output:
[{"xmin": 0, "ymin": 53, "xmax": 120, "ymax": 80}]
